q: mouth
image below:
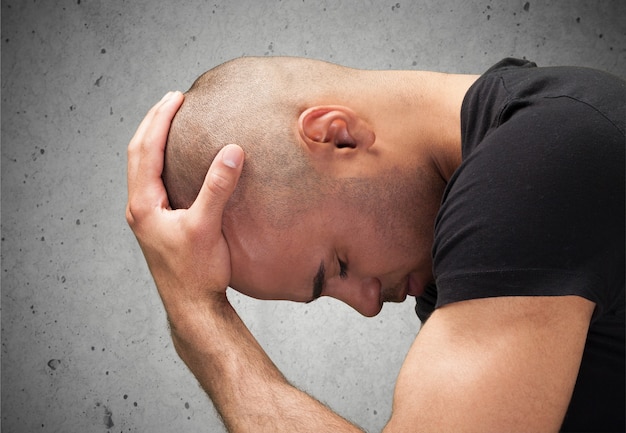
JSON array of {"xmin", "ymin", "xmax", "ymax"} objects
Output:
[
  {"xmin": 381, "ymin": 273, "xmax": 426, "ymax": 304},
  {"xmin": 406, "ymin": 273, "xmax": 425, "ymax": 297}
]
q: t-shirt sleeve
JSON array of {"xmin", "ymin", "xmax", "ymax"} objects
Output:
[{"xmin": 432, "ymin": 95, "xmax": 625, "ymax": 318}]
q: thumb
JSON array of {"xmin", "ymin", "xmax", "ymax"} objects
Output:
[{"xmin": 190, "ymin": 144, "xmax": 244, "ymax": 222}]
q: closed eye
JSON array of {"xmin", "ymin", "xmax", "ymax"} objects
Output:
[{"xmin": 339, "ymin": 259, "xmax": 348, "ymax": 279}]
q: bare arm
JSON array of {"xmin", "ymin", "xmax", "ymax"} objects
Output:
[
  {"xmin": 126, "ymin": 92, "xmax": 363, "ymax": 433},
  {"xmin": 170, "ymin": 294, "xmax": 364, "ymax": 432},
  {"xmin": 385, "ymin": 295, "xmax": 593, "ymax": 433},
  {"xmin": 127, "ymin": 93, "xmax": 593, "ymax": 433}
]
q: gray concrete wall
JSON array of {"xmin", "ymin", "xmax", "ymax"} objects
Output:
[{"xmin": 2, "ymin": 1, "xmax": 624, "ymax": 432}]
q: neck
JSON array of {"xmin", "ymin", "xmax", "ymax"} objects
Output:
[{"xmin": 359, "ymin": 69, "xmax": 480, "ymax": 182}]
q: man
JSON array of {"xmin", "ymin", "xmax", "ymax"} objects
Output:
[{"xmin": 126, "ymin": 57, "xmax": 625, "ymax": 432}]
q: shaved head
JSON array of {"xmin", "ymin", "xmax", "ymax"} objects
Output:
[
  {"xmin": 161, "ymin": 56, "xmax": 446, "ymax": 308},
  {"xmin": 163, "ymin": 56, "xmax": 357, "ymax": 225}
]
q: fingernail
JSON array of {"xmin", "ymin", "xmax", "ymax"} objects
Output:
[
  {"xmin": 162, "ymin": 91, "xmax": 173, "ymax": 101},
  {"xmin": 222, "ymin": 145, "xmax": 243, "ymax": 169}
]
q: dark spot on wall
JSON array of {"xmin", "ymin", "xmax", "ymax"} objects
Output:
[
  {"xmin": 391, "ymin": 2, "xmax": 400, "ymax": 11},
  {"xmin": 523, "ymin": 2, "xmax": 530, "ymax": 12},
  {"xmin": 103, "ymin": 406, "xmax": 114, "ymax": 428},
  {"xmin": 185, "ymin": 402, "xmax": 190, "ymax": 409},
  {"xmin": 123, "ymin": 394, "xmax": 128, "ymax": 399},
  {"xmin": 76, "ymin": 219, "xmax": 81, "ymax": 225},
  {"xmin": 47, "ymin": 359, "xmax": 61, "ymax": 370},
  {"xmin": 94, "ymin": 76, "xmax": 102, "ymax": 87},
  {"xmin": 101, "ymin": 48, "xmax": 106, "ymax": 54},
  {"xmin": 576, "ymin": 17, "xmax": 580, "ymax": 23}
]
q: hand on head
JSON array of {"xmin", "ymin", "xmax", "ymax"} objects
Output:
[{"xmin": 126, "ymin": 91, "xmax": 244, "ymax": 314}]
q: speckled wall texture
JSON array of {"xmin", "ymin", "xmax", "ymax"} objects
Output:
[{"xmin": 2, "ymin": 1, "xmax": 624, "ymax": 432}]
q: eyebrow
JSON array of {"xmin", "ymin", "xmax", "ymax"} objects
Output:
[{"xmin": 309, "ymin": 260, "xmax": 325, "ymax": 302}]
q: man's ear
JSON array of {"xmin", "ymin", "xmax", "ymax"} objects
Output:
[{"xmin": 298, "ymin": 106, "xmax": 375, "ymax": 157}]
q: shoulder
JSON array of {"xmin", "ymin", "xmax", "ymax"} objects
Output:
[
  {"xmin": 463, "ymin": 59, "xmax": 626, "ymax": 146},
  {"xmin": 434, "ymin": 88, "xmax": 625, "ymax": 313}
]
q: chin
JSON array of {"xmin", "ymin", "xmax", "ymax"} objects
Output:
[{"xmin": 385, "ymin": 292, "xmax": 409, "ymax": 304}]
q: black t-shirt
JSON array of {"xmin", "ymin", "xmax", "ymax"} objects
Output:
[{"xmin": 417, "ymin": 58, "xmax": 625, "ymax": 432}]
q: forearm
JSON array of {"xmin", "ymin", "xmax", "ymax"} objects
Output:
[
  {"xmin": 125, "ymin": 94, "xmax": 357, "ymax": 431},
  {"xmin": 168, "ymin": 293, "xmax": 364, "ymax": 433}
]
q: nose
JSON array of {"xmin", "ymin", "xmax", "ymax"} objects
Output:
[{"xmin": 326, "ymin": 276, "xmax": 382, "ymax": 317}]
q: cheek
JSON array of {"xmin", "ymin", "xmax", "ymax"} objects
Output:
[
  {"xmin": 380, "ymin": 201, "xmax": 431, "ymax": 255},
  {"xmin": 360, "ymin": 218, "xmax": 424, "ymax": 273},
  {"xmin": 230, "ymin": 251, "xmax": 314, "ymax": 302}
]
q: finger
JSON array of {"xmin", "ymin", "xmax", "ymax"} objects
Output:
[
  {"xmin": 127, "ymin": 92, "xmax": 184, "ymax": 224},
  {"xmin": 127, "ymin": 92, "xmax": 179, "ymax": 181},
  {"xmin": 129, "ymin": 92, "xmax": 173, "ymax": 152},
  {"xmin": 135, "ymin": 91, "xmax": 184, "ymax": 189},
  {"xmin": 189, "ymin": 144, "xmax": 245, "ymax": 223}
]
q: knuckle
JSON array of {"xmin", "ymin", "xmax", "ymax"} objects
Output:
[
  {"xmin": 153, "ymin": 101, "xmax": 170, "ymax": 118},
  {"xmin": 125, "ymin": 201, "xmax": 144, "ymax": 228},
  {"xmin": 127, "ymin": 141, "xmax": 140, "ymax": 159},
  {"xmin": 125, "ymin": 205, "xmax": 135, "ymax": 226},
  {"xmin": 208, "ymin": 170, "xmax": 233, "ymax": 195}
]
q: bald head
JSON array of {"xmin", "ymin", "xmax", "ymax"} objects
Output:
[{"xmin": 163, "ymin": 57, "xmax": 362, "ymax": 225}]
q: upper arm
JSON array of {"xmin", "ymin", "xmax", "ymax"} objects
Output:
[{"xmin": 384, "ymin": 295, "xmax": 594, "ymax": 433}]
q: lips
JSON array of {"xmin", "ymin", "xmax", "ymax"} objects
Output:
[
  {"xmin": 382, "ymin": 273, "xmax": 424, "ymax": 303},
  {"xmin": 406, "ymin": 273, "xmax": 424, "ymax": 297}
]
